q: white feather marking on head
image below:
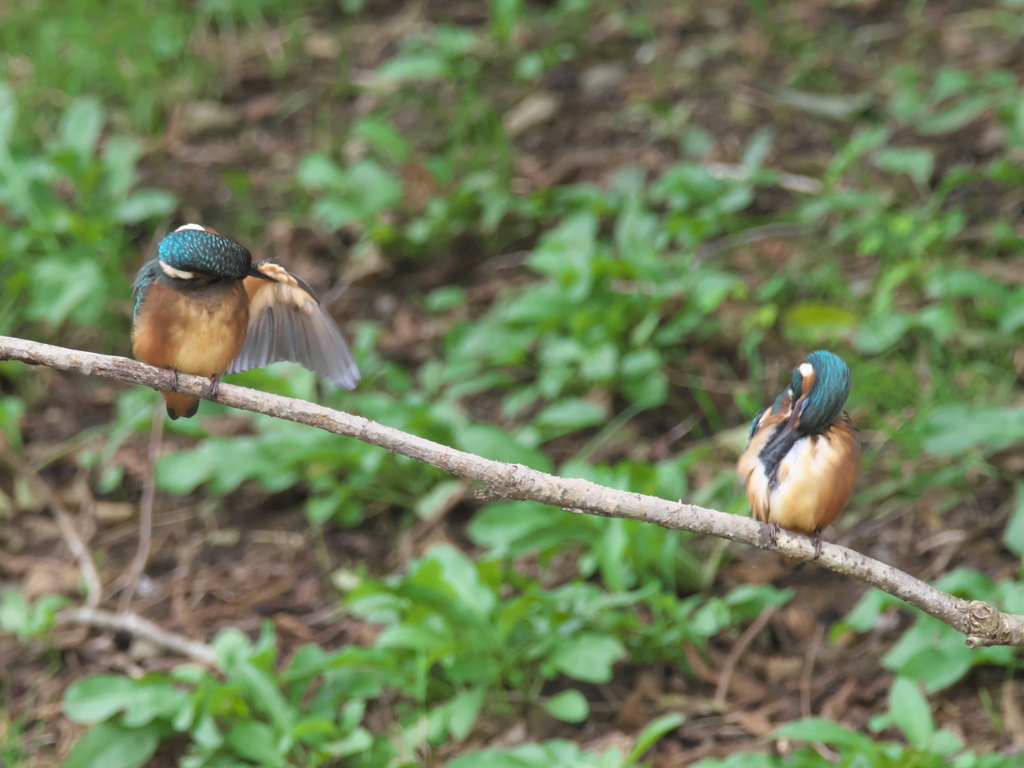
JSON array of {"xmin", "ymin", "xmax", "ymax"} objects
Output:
[
  {"xmin": 159, "ymin": 260, "xmax": 196, "ymax": 280},
  {"xmin": 174, "ymin": 223, "xmax": 207, "ymax": 233},
  {"xmin": 798, "ymin": 362, "xmax": 813, "ymax": 377}
]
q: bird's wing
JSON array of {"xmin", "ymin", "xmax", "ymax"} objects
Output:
[{"xmin": 226, "ymin": 261, "xmax": 360, "ymax": 389}]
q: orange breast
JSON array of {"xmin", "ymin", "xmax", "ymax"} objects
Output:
[
  {"xmin": 764, "ymin": 416, "xmax": 859, "ymax": 535},
  {"xmin": 132, "ymin": 281, "xmax": 250, "ymax": 377}
]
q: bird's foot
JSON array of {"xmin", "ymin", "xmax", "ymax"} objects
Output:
[
  {"xmin": 207, "ymin": 374, "xmax": 221, "ymax": 399},
  {"xmin": 766, "ymin": 521, "xmax": 781, "ymax": 546},
  {"xmin": 168, "ymin": 369, "xmax": 180, "ymax": 392},
  {"xmin": 812, "ymin": 532, "xmax": 824, "ymax": 561}
]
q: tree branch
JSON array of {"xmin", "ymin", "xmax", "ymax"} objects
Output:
[{"xmin": 2, "ymin": 334, "xmax": 1021, "ymax": 648}]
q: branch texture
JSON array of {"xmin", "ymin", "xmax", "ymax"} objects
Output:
[{"xmin": 2, "ymin": 335, "xmax": 1020, "ymax": 648}]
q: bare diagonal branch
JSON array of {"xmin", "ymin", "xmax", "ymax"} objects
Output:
[{"xmin": 1, "ymin": 334, "xmax": 1021, "ymax": 648}]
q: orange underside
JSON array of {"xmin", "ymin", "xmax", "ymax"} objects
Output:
[
  {"xmin": 738, "ymin": 413, "xmax": 859, "ymax": 536},
  {"xmin": 132, "ymin": 281, "xmax": 249, "ymax": 419}
]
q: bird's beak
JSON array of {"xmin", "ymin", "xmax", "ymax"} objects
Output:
[
  {"xmin": 770, "ymin": 394, "xmax": 808, "ymax": 448},
  {"xmin": 248, "ymin": 264, "xmax": 276, "ymax": 281}
]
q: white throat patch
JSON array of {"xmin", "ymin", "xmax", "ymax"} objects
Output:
[{"xmin": 159, "ymin": 260, "xmax": 196, "ymax": 280}]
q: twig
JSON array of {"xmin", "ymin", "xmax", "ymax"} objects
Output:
[
  {"xmin": 714, "ymin": 603, "xmax": 778, "ymax": 703},
  {"xmin": 56, "ymin": 607, "xmax": 215, "ymax": 666},
  {"xmin": 117, "ymin": 400, "xmax": 165, "ymax": 612},
  {"xmin": 0, "ymin": 438, "xmax": 102, "ymax": 607},
  {"xmin": 800, "ymin": 624, "xmax": 826, "ymax": 719},
  {"xmin": 695, "ymin": 223, "xmax": 806, "ymax": 262},
  {"xmin": 2, "ymin": 334, "xmax": 1023, "ymax": 648},
  {"xmin": 704, "ymin": 162, "xmax": 823, "ymax": 194}
]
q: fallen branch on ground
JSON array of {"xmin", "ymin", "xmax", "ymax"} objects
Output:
[
  {"xmin": 0, "ymin": 438, "xmax": 102, "ymax": 608},
  {"xmin": 56, "ymin": 607, "xmax": 215, "ymax": 665},
  {"xmin": 1, "ymin": 334, "xmax": 1021, "ymax": 649}
]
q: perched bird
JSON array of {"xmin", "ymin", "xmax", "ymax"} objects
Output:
[
  {"xmin": 737, "ymin": 350, "xmax": 859, "ymax": 559},
  {"xmin": 131, "ymin": 224, "xmax": 360, "ymax": 419}
]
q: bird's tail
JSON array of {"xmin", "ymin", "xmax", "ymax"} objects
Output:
[{"xmin": 162, "ymin": 391, "xmax": 200, "ymax": 420}]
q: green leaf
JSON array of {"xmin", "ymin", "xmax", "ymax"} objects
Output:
[
  {"xmin": 549, "ymin": 634, "xmax": 626, "ymax": 683},
  {"xmin": 840, "ymin": 589, "xmax": 899, "ymax": 633},
  {"xmin": 421, "ymin": 544, "xmax": 497, "ymax": 618},
  {"xmin": 917, "ymin": 95, "xmax": 990, "ymax": 135},
  {"xmin": 62, "ymin": 722, "xmax": 160, "ymax": 768},
  {"xmin": 774, "ymin": 717, "xmax": 874, "ymax": 749},
  {"xmin": 225, "ymin": 721, "xmax": 286, "ymax": 767},
  {"xmin": 782, "ymin": 302, "xmax": 859, "ymax": 344},
  {"xmin": 157, "ymin": 445, "xmax": 218, "ymax": 494},
  {"xmin": 321, "ymin": 727, "xmax": 374, "ymax": 757},
  {"xmin": 528, "ymin": 213, "xmax": 598, "ymax": 302},
  {"xmin": 543, "ymin": 690, "xmax": 589, "ymax": 723},
  {"xmin": 627, "ymin": 713, "xmax": 685, "ymax": 762},
  {"xmin": 116, "ymin": 189, "xmax": 177, "ymax": 224},
  {"xmin": 856, "ymin": 312, "xmax": 913, "ymax": 354},
  {"xmin": 102, "ymin": 135, "xmax": 143, "ymax": 200},
  {"xmin": 64, "ymin": 676, "xmax": 140, "ymax": 723},
  {"xmin": 490, "ymin": 0, "xmax": 522, "ymax": 42},
  {"xmin": 0, "ymin": 83, "xmax": 16, "ymax": 149},
  {"xmin": 888, "ymin": 677, "xmax": 935, "ymax": 748},
  {"xmin": 353, "ymin": 116, "xmax": 410, "ymax": 163},
  {"xmin": 922, "ymin": 405, "xmax": 1024, "ymax": 455},
  {"xmin": 227, "ymin": 660, "xmax": 294, "ymax": 732},
  {"xmin": 535, "ymin": 398, "xmax": 606, "ymax": 436},
  {"xmin": 415, "ymin": 479, "xmax": 464, "ymax": 520},
  {"xmin": 741, "ymin": 126, "xmax": 774, "ymax": 169},
  {"xmin": 447, "ymin": 688, "xmax": 485, "ymax": 740},
  {"xmin": 28, "ymin": 258, "xmax": 106, "ymax": 327},
  {"xmin": 296, "ymin": 152, "xmax": 345, "ymax": 190},
  {"xmin": 64, "ymin": 676, "xmax": 188, "ymax": 728},
  {"xmin": 873, "ymin": 147, "xmax": 934, "ymax": 186},
  {"xmin": 375, "ymin": 54, "xmax": 446, "ymax": 83},
  {"xmin": 59, "ymin": 97, "xmax": 104, "ymax": 160},
  {"xmin": 0, "ymin": 589, "xmax": 66, "ymax": 639}
]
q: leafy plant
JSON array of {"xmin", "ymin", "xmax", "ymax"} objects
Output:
[
  {"xmin": 61, "ymin": 627, "xmax": 380, "ymax": 768},
  {"xmin": 693, "ymin": 677, "xmax": 1019, "ymax": 768},
  {"xmin": 0, "ymin": 86, "xmax": 175, "ymax": 341}
]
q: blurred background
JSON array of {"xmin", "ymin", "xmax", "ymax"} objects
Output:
[{"xmin": 2, "ymin": 0, "xmax": 1024, "ymax": 765}]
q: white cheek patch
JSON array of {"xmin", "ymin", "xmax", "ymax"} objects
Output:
[
  {"xmin": 798, "ymin": 363, "xmax": 813, "ymax": 377},
  {"xmin": 159, "ymin": 260, "xmax": 196, "ymax": 280},
  {"xmin": 174, "ymin": 223, "xmax": 207, "ymax": 233}
]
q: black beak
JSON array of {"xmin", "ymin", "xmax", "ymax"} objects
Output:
[
  {"xmin": 769, "ymin": 394, "xmax": 808, "ymax": 448},
  {"xmin": 248, "ymin": 264, "xmax": 276, "ymax": 281}
]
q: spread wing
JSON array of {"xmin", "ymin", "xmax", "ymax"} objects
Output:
[{"xmin": 227, "ymin": 261, "xmax": 360, "ymax": 389}]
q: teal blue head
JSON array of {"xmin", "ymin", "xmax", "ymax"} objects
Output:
[
  {"xmin": 156, "ymin": 224, "xmax": 252, "ymax": 281},
  {"xmin": 791, "ymin": 350, "xmax": 851, "ymax": 435}
]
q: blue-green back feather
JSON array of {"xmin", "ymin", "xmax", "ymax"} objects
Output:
[{"xmin": 132, "ymin": 260, "xmax": 162, "ymax": 319}]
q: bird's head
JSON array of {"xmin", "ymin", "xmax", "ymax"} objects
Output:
[
  {"xmin": 786, "ymin": 350, "xmax": 852, "ymax": 436},
  {"xmin": 157, "ymin": 224, "xmax": 252, "ymax": 281}
]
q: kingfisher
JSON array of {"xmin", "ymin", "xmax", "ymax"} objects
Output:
[
  {"xmin": 131, "ymin": 223, "xmax": 360, "ymax": 419},
  {"xmin": 737, "ymin": 350, "xmax": 859, "ymax": 559}
]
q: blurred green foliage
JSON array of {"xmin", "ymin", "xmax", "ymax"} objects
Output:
[{"xmin": 3, "ymin": 0, "xmax": 1024, "ymax": 766}]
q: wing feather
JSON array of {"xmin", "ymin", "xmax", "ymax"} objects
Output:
[{"xmin": 228, "ymin": 262, "xmax": 360, "ymax": 389}]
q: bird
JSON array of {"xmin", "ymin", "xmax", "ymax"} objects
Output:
[
  {"xmin": 131, "ymin": 223, "xmax": 360, "ymax": 420},
  {"xmin": 737, "ymin": 350, "xmax": 859, "ymax": 559}
]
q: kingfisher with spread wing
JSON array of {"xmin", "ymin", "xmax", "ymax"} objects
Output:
[
  {"xmin": 131, "ymin": 224, "xmax": 360, "ymax": 419},
  {"xmin": 738, "ymin": 350, "xmax": 859, "ymax": 558}
]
